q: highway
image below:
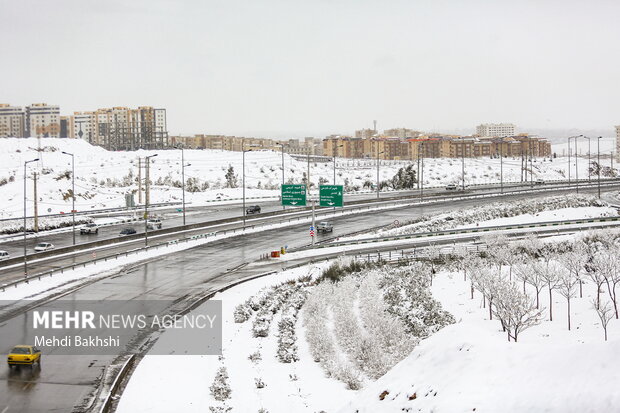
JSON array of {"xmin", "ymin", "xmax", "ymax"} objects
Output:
[
  {"xmin": 0, "ymin": 179, "xmax": 613, "ymax": 261},
  {"xmin": 0, "ymin": 184, "xmax": 617, "ymax": 412}
]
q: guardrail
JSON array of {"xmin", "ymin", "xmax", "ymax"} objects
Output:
[
  {"xmin": 3, "ymin": 179, "xmax": 620, "ymax": 279},
  {"xmin": 300, "ymin": 215, "xmax": 620, "ymax": 251}
]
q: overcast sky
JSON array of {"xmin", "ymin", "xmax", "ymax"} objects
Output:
[{"xmin": 2, "ymin": 0, "xmax": 619, "ymax": 138}]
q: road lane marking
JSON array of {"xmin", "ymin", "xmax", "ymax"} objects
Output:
[{"xmin": 1, "ymin": 405, "xmax": 9, "ymax": 413}]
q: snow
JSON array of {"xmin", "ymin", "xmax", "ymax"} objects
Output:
[
  {"xmin": 0, "ymin": 137, "xmax": 615, "ymax": 221},
  {"xmin": 340, "ymin": 258, "xmax": 620, "ymax": 413},
  {"xmin": 117, "ymin": 262, "xmax": 353, "ymax": 413}
]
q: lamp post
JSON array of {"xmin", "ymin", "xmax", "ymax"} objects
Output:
[
  {"xmin": 144, "ymin": 154, "xmax": 158, "ymax": 246},
  {"xmin": 461, "ymin": 137, "xmax": 466, "ymax": 191},
  {"xmin": 175, "ymin": 144, "xmax": 188, "ymax": 226},
  {"xmin": 277, "ymin": 143, "xmax": 285, "ymax": 210},
  {"xmin": 61, "ymin": 151, "xmax": 76, "ymax": 244},
  {"xmin": 567, "ymin": 134, "xmax": 583, "ymax": 186},
  {"xmin": 584, "ymin": 136, "xmax": 591, "ymax": 182},
  {"xmin": 376, "ymin": 148, "xmax": 385, "ymax": 199},
  {"xmin": 23, "ymin": 158, "xmax": 39, "ymax": 277},
  {"xmin": 243, "ymin": 147, "xmax": 252, "ymax": 227},
  {"xmin": 498, "ymin": 138, "xmax": 504, "ymax": 193},
  {"xmin": 333, "ymin": 143, "xmax": 343, "ymax": 185},
  {"xmin": 419, "ymin": 142, "xmax": 424, "ymax": 201},
  {"xmin": 597, "ymin": 136, "xmax": 602, "ymax": 198}
]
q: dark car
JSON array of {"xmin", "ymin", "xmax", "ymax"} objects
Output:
[
  {"xmin": 119, "ymin": 227, "xmax": 137, "ymax": 236},
  {"xmin": 246, "ymin": 205, "xmax": 261, "ymax": 214}
]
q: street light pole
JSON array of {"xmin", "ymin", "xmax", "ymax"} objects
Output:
[
  {"xmin": 333, "ymin": 143, "xmax": 343, "ymax": 185},
  {"xmin": 586, "ymin": 136, "xmax": 591, "ymax": 182},
  {"xmin": 567, "ymin": 137, "xmax": 571, "ymax": 185},
  {"xmin": 243, "ymin": 147, "xmax": 252, "ymax": 227},
  {"xmin": 598, "ymin": 136, "xmax": 602, "ymax": 198},
  {"xmin": 278, "ymin": 143, "xmax": 285, "ymax": 210},
  {"xmin": 23, "ymin": 158, "xmax": 39, "ymax": 277},
  {"xmin": 420, "ymin": 143, "xmax": 424, "ymax": 201},
  {"xmin": 499, "ymin": 138, "xmax": 504, "ymax": 194},
  {"xmin": 461, "ymin": 137, "xmax": 465, "ymax": 191},
  {"xmin": 61, "ymin": 151, "xmax": 76, "ymax": 244},
  {"xmin": 179, "ymin": 145, "xmax": 186, "ymax": 225},
  {"xmin": 144, "ymin": 154, "xmax": 158, "ymax": 246}
]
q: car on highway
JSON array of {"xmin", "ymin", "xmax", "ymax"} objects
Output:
[
  {"xmin": 34, "ymin": 242, "xmax": 55, "ymax": 252},
  {"xmin": 0, "ymin": 250, "xmax": 9, "ymax": 260},
  {"xmin": 80, "ymin": 223, "xmax": 99, "ymax": 234},
  {"xmin": 246, "ymin": 205, "xmax": 261, "ymax": 214},
  {"xmin": 317, "ymin": 221, "xmax": 334, "ymax": 233},
  {"xmin": 535, "ymin": 179, "xmax": 545, "ymax": 185},
  {"xmin": 120, "ymin": 227, "xmax": 137, "ymax": 236},
  {"xmin": 7, "ymin": 345, "xmax": 41, "ymax": 368},
  {"xmin": 147, "ymin": 218, "xmax": 163, "ymax": 229},
  {"xmin": 445, "ymin": 184, "xmax": 458, "ymax": 190}
]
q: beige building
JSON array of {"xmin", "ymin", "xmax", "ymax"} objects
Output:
[
  {"xmin": 0, "ymin": 104, "xmax": 25, "ymax": 138},
  {"xmin": 384, "ymin": 128, "xmax": 421, "ymax": 138},
  {"xmin": 71, "ymin": 106, "xmax": 168, "ymax": 150},
  {"xmin": 476, "ymin": 123, "xmax": 516, "ymax": 138},
  {"xmin": 26, "ymin": 103, "xmax": 60, "ymax": 138}
]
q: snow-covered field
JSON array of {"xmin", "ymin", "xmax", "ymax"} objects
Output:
[
  {"xmin": 341, "ymin": 194, "xmax": 618, "ymax": 241},
  {"xmin": 118, "ymin": 224, "xmax": 620, "ymax": 413},
  {"xmin": 0, "ymin": 137, "xmax": 616, "ymax": 221}
]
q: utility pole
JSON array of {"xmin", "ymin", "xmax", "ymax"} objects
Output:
[
  {"xmin": 61, "ymin": 151, "xmax": 76, "ymax": 244},
  {"xmin": 499, "ymin": 138, "xmax": 504, "ymax": 193},
  {"xmin": 144, "ymin": 154, "xmax": 157, "ymax": 246},
  {"xmin": 420, "ymin": 143, "xmax": 424, "ymax": 201},
  {"xmin": 23, "ymin": 158, "xmax": 38, "ymax": 278},
  {"xmin": 307, "ymin": 153, "xmax": 310, "ymax": 195},
  {"xmin": 278, "ymin": 143, "xmax": 285, "ymax": 210},
  {"xmin": 461, "ymin": 138, "xmax": 465, "ymax": 191},
  {"xmin": 33, "ymin": 172, "xmax": 39, "ymax": 233},
  {"xmin": 416, "ymin": 143, "xmax": 420, "ymax": 190},
  {"xmin": 138, "ymin": 157, "xmax": 142, "ymax": 204},
  {"xmin": 311, "ymin": 199, "xmax": 316, "ymax": 246},
  {"xmin": 597, "ymin": 137, "xmax": 601, "ymax": 198}
]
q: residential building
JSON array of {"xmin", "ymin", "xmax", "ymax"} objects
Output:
[
  {"xmin": 26, "ymin": 103, "xmax": 60, "ymax": 138},
  {"xmin": 384, "ymin": 128, "xmax": 421, "ymax": 138},
  {"xmin": 59, "ymin": 116, "xmax": 69, "ymax": 138},
  {"xmin": 0, "ymin": 104, "xmax": 25, "ymax": 138},
  {"xmin": 355, "ymin": 128, "xmax": 377, "ymax": 139},
  {"xmin": 476, "ymin": 123, "xmax": 516, "ymax": 138},
  {"xmin": 71, "ymin": 106, "xmax": 168, "ymax": 150}
]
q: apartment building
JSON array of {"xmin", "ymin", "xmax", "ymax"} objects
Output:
[
  {"xmin": 0, "ymin": 104, "xmax": 25, "ymax": 138},
  {"xmin": 71, "ymin": 106, "xmax": 168, "ymax": 150},
  {"xmin": 384, "ymin": 128, "xmax": 421, "ymax": 138},
  {"xmin": 476, "ymin": 123, "xmax": 516, "ymax": 138},
  {"xmin": 26, "ymin": 103, "xmax": 60, "ymax": 138},
  {"xmin": 354, "ymin": 128, "xmax": 377, "ymax": 139}
]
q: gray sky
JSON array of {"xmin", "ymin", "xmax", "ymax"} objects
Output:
[{"xmin": 2, "ymin": 0, "xmax": 619, "ymax": 138}]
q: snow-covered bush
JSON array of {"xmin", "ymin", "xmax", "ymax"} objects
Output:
[
  {"xmin": 276, "ymin": 289, "xmax": 308, "ymax": 363},
  {"xmin": 210, "ymin": 367, "xmax": 231, "ymax": 401}
]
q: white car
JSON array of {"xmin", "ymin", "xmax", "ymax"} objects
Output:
[
  {"xmin": 34, "ymin": 242, "xmax": 55, "ymax": 252},
  {"xmin": 147, "ymin": 218, "xmax": 163, "ymax": 230},
  {"xmin": 0, "ymin": 250, "xmax": 9, "ymax": 260}
]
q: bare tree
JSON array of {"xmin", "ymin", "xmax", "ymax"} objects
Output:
[
  {"xmin": 557, "ymin": 269, "xmax": 578, "ymax": 330},
  {"xmin": 600, "ymin": 250, "xmax": 620, "ymax": 319},
  {"xmin": 426, "ymin": 243, "xmax": 443, "ymax": 286},
  {"xmin": 560, "ymin": 242, "xmax": 588, "ymax": 298},
  {"xmin": 587, "ymin": 252, "xmax": 611, "ymax": 309},
  {"xmin": 472, "ymin": 266, "xmax": 503, "ymax": 321},
  {"xmin": 592, "ymin": 299, "xmax": 614, "ymax": 341},
  {"xmin": 493, "ymin": 283, "xmax": 544, "ymax": 342},
  {"xmin": 519, "ymin": 259, "xmax": 546, "ymax": 309},
  {"xmin": 540, "ymin": 261, "xmax": 561, "ymax": 321}
]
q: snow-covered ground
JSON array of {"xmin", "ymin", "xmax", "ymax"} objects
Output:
[
  {"xmin": 340, "ymin": 194, "xmax": 617, "ymax": 241},
  {"xmin": 1, "ymin": 137, "xmax": 616, "ymax": 220},
  {"xmin": 117, "ymin": 223, "xmax": 620, "ymax": 413}
]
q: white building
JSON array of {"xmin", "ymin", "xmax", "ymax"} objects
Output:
[
  {"xmin": 70, "ymin": 111, "xmax": 96, "ymax": 142},
  {"xmin": 476, "ymin": 123, "xmax": 516, "ymax": 138},
  {"xmin": 0, "ymin": 104, "xmax": 25, "ymax": 138},
  {"xmin": 26, "ymin": 103, "xmax": 60, "ymax": 138}
]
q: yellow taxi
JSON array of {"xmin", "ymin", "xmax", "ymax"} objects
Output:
[{"xmin": 7, "ymin": 345, "xmax": 41, "ymax": 368}]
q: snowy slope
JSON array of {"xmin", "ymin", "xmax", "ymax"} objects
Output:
[{"xmin": 0, "ymin": 137, "xmax": 613, "ymax": 220}]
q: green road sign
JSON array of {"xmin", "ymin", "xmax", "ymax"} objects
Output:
[
  {"xmin": 319, "ymin": 185, "xmax": 344, "ymax": 207},
  {"xmin": 281, "ymin": 184, "xmax": 307, "ymax": 206}
]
